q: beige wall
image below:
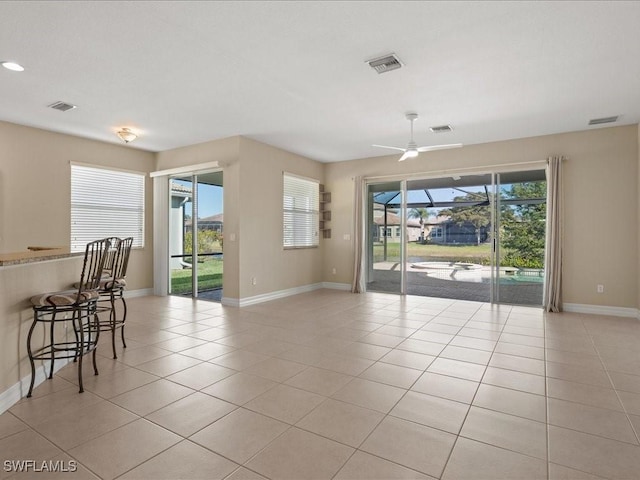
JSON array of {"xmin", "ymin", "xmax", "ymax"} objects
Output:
[
  {"xmin": 324, "ymin": 125, "xmax": 639, "ymax": 309},
  {"xmin": 238, "ymin": 137, "xmax": 324, "ymax": 298},
  {"xmin": 0, "ymin": 121, "xmax": 155, "ymax": 291},
  {"xmin": 154, "ymin": 136, "xmax": 324, "ymax": 301}
]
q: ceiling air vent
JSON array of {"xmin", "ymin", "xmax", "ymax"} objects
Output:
[
  {"xmin": 430, "ymin": 125, "xmax": 453, "ymax": 133},
  {"xmin": 48, "ymin": 101, "xmax": 77, "ymax": 112},
  {"xmin": 366, "ymin": 53, "xmax": 403, "ymax": 74},
  {"xmin": 588, "ymin": 116, "xmax": 618, "ymax": 126}
]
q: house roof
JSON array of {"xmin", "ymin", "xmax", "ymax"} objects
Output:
[
  {"xmin": 200, "ymin": 213, "xmax": 223, "ymax": 223},
  {"xmin": 1, "ymin": 2, "xmax": 639, "ymax": 161},
  {"xmin": 170, "ymin": 183, "xmax": 192, "ymax": 195},
  {"xmin": 425, "ymin": 216, "xmax": 452, "ymax": 226},
  {"xmin": 373, "ymin": 210, "xmax": 420, "ymax": 227},
  {"xmin": 185, "ymin": 213, "xmax": 223, "ymax": 227}
]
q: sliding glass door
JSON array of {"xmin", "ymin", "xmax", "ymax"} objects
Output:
[
  {"xmin": 168, "ymin": 171, "xmax": 224, "ymax": 301},
  {"xmin": 366, "ymin": 181, "xmax": 404, "ymax": 294},
  {"xmin": 405, "ymin": 174, "xmax": 494, "ymax": 303},
  {"xmin": 494, "ymin": 170, "xmax": 546, "ymax": 305},
  {"xmin": 365, "ymin": 169, "xmax": 546, "ymax": 306}
]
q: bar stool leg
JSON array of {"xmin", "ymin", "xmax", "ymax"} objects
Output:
[
  {"xmin": 26, "ymin": 315, "xmax": 38, "ymax": 398},
  {"xmin": 72, "ymin": 313, "xmax": 80, "ymax": 363},
  {"xmin": 48, "ymin": 313, "xmax": 56, "ymax": 379},
  {"xmin": 92, "ymin": 306, "xmax": 100, "ymax": 376},
  {"xmin": 121, "ymin": 292, "xmax": 128, "ymax": 349},
  {"xmin": 110, "ymin": 292, "xmax": 117, "ymax": 359},
  {"xmin": 73, "ymin": 310, "xmax": 85, "ymax": 393}
]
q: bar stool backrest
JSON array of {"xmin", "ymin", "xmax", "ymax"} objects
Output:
[
  {"xmin": 102, "ymin": 237, "xmax": 133, "ymax": 281},
  {"xmin": 77, "ymin": 238, "xmax": 111, "ymax": 297}
]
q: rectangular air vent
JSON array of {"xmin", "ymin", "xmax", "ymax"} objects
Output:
[
  {"xmin": 48, "ymin": 101, "xmax": 77, "ymax": 112},
  {"xmin": 430, "ymin": 125, "xmax": 453, "ymax": 133},
  {"xmin": 588, "ymin": 116, "xmax": 618, "ymax": 125},
  {"xmin": 366, "ymin": 53, "xmax": 403, "ymax": 74}
]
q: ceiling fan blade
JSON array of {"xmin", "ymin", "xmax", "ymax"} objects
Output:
[
  {"xmin": 372, "ymin": 144, "xmax": 406, "ymax": 152},
  {"xmin": 398, "ymin": 151, "xmax": 412, "ymax": 162},
  {"xmin": 417, "ymin": 143, "xmax": 463, "ymax": 152}
]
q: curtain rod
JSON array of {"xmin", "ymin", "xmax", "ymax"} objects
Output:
[{"xmin": 360, "ymin": 159, "xmax": 551, "ymax": 182}]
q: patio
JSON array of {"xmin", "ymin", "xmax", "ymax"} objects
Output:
[{"xmin": 368, "ymin": 262, "xmax": 543, "ymax": 306}]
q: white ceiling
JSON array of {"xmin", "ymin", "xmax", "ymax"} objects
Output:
[{"xmin": 1, "ymin": 1, "xmax": 639, "ymax": 162}]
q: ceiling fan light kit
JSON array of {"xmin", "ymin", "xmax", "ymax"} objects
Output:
[{"xmin": 372, "ymin": 112, "xmax": 462, "ymax": 161}]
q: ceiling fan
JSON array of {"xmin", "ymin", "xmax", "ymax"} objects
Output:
[{"xmin": 373, "ymin": 113, "xmax": 462, "ymax": 161}]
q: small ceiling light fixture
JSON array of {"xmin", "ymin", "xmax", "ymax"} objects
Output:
[
  {"xmin": 116, "ymin": 127, "xmax": 137, "ymax": 144},
  {"xmin": 1, "ymin": 61, "xmax": 25, "ymax": 72}
]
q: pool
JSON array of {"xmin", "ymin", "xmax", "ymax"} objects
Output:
[{"xmin": 409, "ymin": 261, "xmax": 544, "ymax": 284}]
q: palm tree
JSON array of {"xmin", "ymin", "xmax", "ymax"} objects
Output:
[{"xmin": 408, "ymin": 208, "xmax": 429, "ymax": 242}]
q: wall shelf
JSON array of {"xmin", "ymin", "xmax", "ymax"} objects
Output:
[{"xmin": 320, "ymin": 184, "xmax": 331, "ymax": 239}]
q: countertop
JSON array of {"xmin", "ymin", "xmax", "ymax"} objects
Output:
[{"xmin": 0, "ymin": 247, "xmax": 80, "ymax": 267}]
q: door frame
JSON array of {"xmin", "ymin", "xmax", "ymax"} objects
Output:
[
  {"xmin": 150, "ymin": 162, "xmax": 224, "ymax": 297},
  {"xmin": 362, "ymin": 162, "xmax": 547, "ymax": 305}
]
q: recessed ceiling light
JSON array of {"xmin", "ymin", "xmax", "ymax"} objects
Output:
[{"xmin": 1, "ymin": 61, "xmax": 25, "ymax": 72}]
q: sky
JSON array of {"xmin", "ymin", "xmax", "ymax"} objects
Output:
[{"xmin": 173, "ymin": 179, "xmax": 223, "ymax": 218}]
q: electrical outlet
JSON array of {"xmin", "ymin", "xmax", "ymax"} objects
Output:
[
  {"xmin": 332, "ymin": 267, "xmax": 336, "ymax": 275},
  {"xmin": 597, "ymin": 284, "xmax": 604, "ymax": 293},
  {"xmin": 251, "ymin": 277, "xmax": 257, "ymax": 286}
]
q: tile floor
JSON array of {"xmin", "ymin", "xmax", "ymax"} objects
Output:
[{"xmin": 2, "ymin": 290, "xmax": 640, "ymax": 479}]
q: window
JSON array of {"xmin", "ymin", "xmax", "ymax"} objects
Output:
[
  {"xmin": 395, "ymin": 226, "xmax": 401, "ymax": 236},
  {"xmin": 71, "ymin": 164, "xmax": 145, "ymax": 252},
  {"xmin": 283, "ymin": 173, "xmax": 319, "ymax": 248},
  {"xmin": 432, "ymin": 227, "xmax": 443, "ymax": 238}
]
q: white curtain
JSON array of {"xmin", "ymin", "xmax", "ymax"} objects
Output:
[
  {"xmin": 543, "ymin": 156, "xmax": 564, "ymax": 312},
  {"xmin": 351, "ymin": 176, "xmax": 365, "ymax": 293}
]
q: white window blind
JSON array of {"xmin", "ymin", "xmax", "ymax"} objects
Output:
[
  {"xmin": 283, "ymin": 173, "xmax": 319, "ymax": 248},
  {"xmin": 71, "ymin": 165, "xmax": 145, "ymax": 252}
]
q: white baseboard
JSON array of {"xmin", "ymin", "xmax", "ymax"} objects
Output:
[
  {"xmin": 222, "ymin": 282, "xmax": 353, "ymax": 307},
  {"xmin": 0, "ymin": 358, "xmax": 72, "ymax": 415},
  {"xmin": 220, "ymin": 297, "xmax": 239, "ymax": 307},
  {"xmin": 322, "ymin": 282, "xmax": 351, "ymax": 291},
  {"xmin": 222, "ymin": 283, "xmax": 321, "ymax": 307},
  {"xmin": 563, "ymin": 303, "xmax": 639, "ymax": 319},
  {"xmin": 124, "ymin": 288, "xmax": 154, "ymax": 299}
]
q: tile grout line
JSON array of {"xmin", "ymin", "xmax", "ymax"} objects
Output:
[
  {"xmin": 437, "ymin": 303, "xmax": 513, "ymax": 478},
  {"xmin": 583, "ymin": 319, "xmax": 640, "ymax": 447}
]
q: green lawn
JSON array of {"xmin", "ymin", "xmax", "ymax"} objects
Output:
[
  {"xmin": 374, "ymin": 242, "xmax": 492, "ymax": 264},
  {"xmin": 171, "ymin": 258, "xmax": 223, "ymax": 294}
]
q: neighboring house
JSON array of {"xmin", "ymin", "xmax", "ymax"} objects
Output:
[
  {"xmin": 373, "ymin": 205, "xmax": 421, "ymax": 242},
  {"xmin": 185, "ymin": 213, "xmax": 223, "ymax": 234},
  {"xmin": 425, "ymin": 215, "xmax": 490, "ymax": 245}
]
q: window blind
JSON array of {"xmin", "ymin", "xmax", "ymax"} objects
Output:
[
  {"xmin": 71, "ymin": 165, "xmax": 145, "ymax": 252},
  {"xmin": 283, "ymin": 173, "xmax": 319, "ymax": 248}
]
